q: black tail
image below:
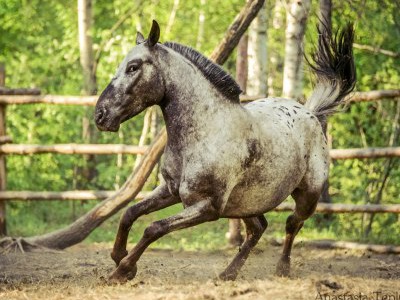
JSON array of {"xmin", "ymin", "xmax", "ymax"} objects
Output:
[{"xmin": 305, "ymin": 23, "xmax": 356, "ymax": 126}]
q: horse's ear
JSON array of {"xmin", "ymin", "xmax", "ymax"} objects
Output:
[
  {"xmin": 147, "ymin": 20, "xmax": 160, "ymax": 47},
  {"xmin": 136, "ymin": 32, "xmax": 145, "ymax": 45}
]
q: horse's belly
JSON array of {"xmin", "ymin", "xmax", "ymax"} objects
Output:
[{"xmin": 221, "ymin": 184, "xmax": 290, "ymax": 218}]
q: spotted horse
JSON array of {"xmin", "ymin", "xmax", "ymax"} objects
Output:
[{"xmin": 95, "ymin": 20, "xmax": 356, "ymax": 282}]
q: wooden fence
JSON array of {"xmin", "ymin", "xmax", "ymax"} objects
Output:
[{"xmin": 0, "ymin": 88, "xmax": 399, "ymax": 235}]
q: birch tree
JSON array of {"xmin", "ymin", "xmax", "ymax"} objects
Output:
[
  {"xmin": 246, "ymin": 2, "xmax": 268, "ymax": 96},
  {"xmin": 282, "ymin": 0, "xmax": 311, "ymax": 100},
  {"xmin": 268, "ymin": 0, "xmax": 285, "ymax": 96},
  {"xmin": 196, "ymin": 0, "xmax": 207, "ymax": 49},
  {"xmin": 319, "ymin": 0, "xmax": 332, "ymax": 32}
]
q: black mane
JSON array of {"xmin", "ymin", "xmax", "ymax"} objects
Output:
[{"xmin": 164, "ymin": 42, "xmax": 242, "ymax": 102}]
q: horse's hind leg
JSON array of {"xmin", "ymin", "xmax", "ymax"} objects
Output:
[
  {"xmin": 219, "ymin": 215, "xmax": 268, "ymax": 281},
  {"xmin": 276, "ymin": 188, "xmax": 319, "ymax": 277},
  {"xmin": 111, "ymin": 184, "xmax": 180, "ymax": 266}
]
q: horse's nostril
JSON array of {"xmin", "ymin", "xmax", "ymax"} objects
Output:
[{"xmin": 96, "ymin": 108, "xmax": 106, "ymax": 124}]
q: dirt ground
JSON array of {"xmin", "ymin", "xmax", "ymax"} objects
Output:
[{"xmin": 0, "ymin": 242, "xmax": 399, "ymax": 300}]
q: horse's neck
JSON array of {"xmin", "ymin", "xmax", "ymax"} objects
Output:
[{"xmin": 160, "ymin": 63, "xmax": 241, "ymax": 147}]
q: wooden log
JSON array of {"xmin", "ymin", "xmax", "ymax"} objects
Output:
[
  {"xmin": 1, "ymin": 94, "xmax": 262, "ymax": 105},
  {"xmin": 0, "ymin": 135, "xmax": 12, "ymax": 144},
  {"xmin": 20, "ymin": 128, "xmax": 168, "ymax": 249},
  {"xmin": 0, "ymin": 87, "xmax": 41, "ymax": 95},
  {"xmin": 210, "ymin": 0, "xmax": 266, "ymax": 64},
  {"xmin": 330, "ymin": 147, "xmax": 400, "ymax": 159},
  {"xmin": 274, "ymin": 202, "xmax": 400, "ymax": 213},
  {"xmin": 353, "ymin": 43, "xmax": 400, "ymax": 58},
  {"xmin": 0, "ymin": 89, "xmax": 398, "ymax": 106},
  {"xmin": 272, "ymin": 238, "xmax": 400, "ymax": 254},
  {"xmin": 1, "ymin": 190, "xmax": 399, "ymax": 214},
  {"xmin": 0, "ymin": 95, "xmax": 98, "ymax": 106},
  {"xmin": 1, "ymin": 144, "xmax": 399, "ymax": 159},
  {"xmin": 346, "ymin": 89, "xmax": 400, "ymax": 102},
  {"xmin": 0, "ymin": 144, "xmax": 148, "ymax": 155},
  {"xmin": 240, "ymin": 94, "xmax": 266, "ymax": 102},
  {"xmin": 0, "ymin": 190, "xmax": 149, "ymax": 201}
]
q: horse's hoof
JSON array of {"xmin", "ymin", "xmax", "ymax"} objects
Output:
[
  {"xmin": 275, "ymin": 259, "xmax": 290, "ymax": 277},
  {"xmin": 107, "ymin": 264, "xmax": 138, "ymax": 284},
  {"xmin": 111, "ymin": 249, "xmax": 128, "ymax": 266},
  {"xmin": 219, "ymin": 270, "xmax": 237, "ymax": 281}
]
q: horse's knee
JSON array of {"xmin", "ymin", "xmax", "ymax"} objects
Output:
[
  {"xmin": 292, "ymin": 189, "xmax": 320, "ymax": 220},
  {"xmin": 143, "ymin": 220, "xmax": 168, "ymax": 240}
]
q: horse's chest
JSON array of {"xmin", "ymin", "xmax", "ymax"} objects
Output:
[
  {"xmin": 161, "ymin": 161, "xmax": 181, "ymax": 197},
  {"xmin": 162, "ymin": 147, "xmax": 234, "ymax": 207}
]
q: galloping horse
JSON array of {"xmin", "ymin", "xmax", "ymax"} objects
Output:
[{"xmin": 95, "ymin": 20, "xmax": 355, "ymax": 282}]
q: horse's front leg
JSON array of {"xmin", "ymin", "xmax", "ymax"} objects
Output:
[
  {"xmin": 108, "ymin": 200, "xmax": 219, "ymax": 283},
  {"xmin": 111, "ymin": 184, "xmax": 180, "ymax": 266}
]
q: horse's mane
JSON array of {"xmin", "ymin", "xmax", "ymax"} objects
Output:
[{"xmin": 164, "ymin": 42, "xmax": 242, "ymax": 103}]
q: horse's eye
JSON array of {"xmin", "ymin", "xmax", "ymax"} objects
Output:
[{"xmin": 126, "ymin": 63, "xmax": 140, "ymax": 73}]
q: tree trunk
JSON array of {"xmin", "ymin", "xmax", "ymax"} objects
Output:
[
  {"xmin": 364, "ymin": 100, "xmax": 400, "ymax": 237},
  {"xmin": 133, "ymin": 108, "xmax": 153, "ymax": 170},
  {"xmin": 247, "ymin": 2, "xmax": 268, "ymax": 96},
  {"xmin": 23, "ymin": 130, "xmax": 167, "ymax": 249},
  {"xmin": 319, "ymin": 0, "xmax": 332, "ymax": 32},
  {"xmin": 268, "ymin": 0, "xmax": 285, "ymax": 96},
  {"xmin": 78, "ymin": 0, "xmax": 96, "ymax": 95},
  {"xmin": 235, "ymin": 35, "xmax": 248, "ymax": 94},
  {"xmin": 318, "ymin": 0, "xmax": 333, "ymax": 207},
  {"xmin": 0, "ymin": 0, "xmax": 266, "ymax": 251},
  {"xmin": 282, "ymin": 0, "xmax": 311, "ymax": 100},
  {"xmin": 0, "ymin": 64, "xmax": 6, "ymax": 236},
  {"xmin": 196, "ymin": 0, "xmax": 207, "ymax": 49},
  {"xmin": 78, "ymin": 0, "xmax": 97, "ymax": 187},
  {"xmin": 165, "ymin": 0, "xmax": 180, "ymax": 39},
  {"xmin": 210, "ymin": 0, "xmax": 266, "ymax": 64}
]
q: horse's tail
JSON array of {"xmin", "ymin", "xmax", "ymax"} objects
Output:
[{"xmin": 304, "ymin": 23, "xmax": 356, "ymax": 128}]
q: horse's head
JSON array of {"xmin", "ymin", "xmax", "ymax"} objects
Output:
[{"xmin": 95, "ymin": 20, "xmax": 165, "ymax": 132}]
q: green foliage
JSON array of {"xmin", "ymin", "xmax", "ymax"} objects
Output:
[{"xmin": 0, "ymin": 0, "xmax": 399, "ymax": 249}]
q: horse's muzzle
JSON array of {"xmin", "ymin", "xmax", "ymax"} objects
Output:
[{"xmin": 95, "ymin": 107, "xmax": 120, "ymax": 132}]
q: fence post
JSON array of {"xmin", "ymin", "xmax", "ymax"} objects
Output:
[{"xmin": 0, "ymin": 63, "xmax": 7, "ymax": 236}]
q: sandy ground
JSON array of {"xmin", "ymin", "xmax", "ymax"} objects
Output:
[{"xmin": 0, "ymin": 242, "xmax": 399, "ymax": 300}]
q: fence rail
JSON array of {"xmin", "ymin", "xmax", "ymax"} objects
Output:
[
  {"xmin": 330, "ymin": 147, "xmax": 400, "ymax": 159},
  {"xmin": 0, "ymin": 190, "xmax": 148, "ymax": 201},
  {"xmin": 1, "ymin": 191, "xmax": 399, "ymax": 214},
  {"xmin": 1, "ymin": 144, "xmax": 399, "ymax": 159},
  {"xmin": 0, "ymin": 144, "xmax": 148, "ymax": 155},
  {"xmin": 0, "ymin": 89, "xmax": 399, "ymax": 106}
]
